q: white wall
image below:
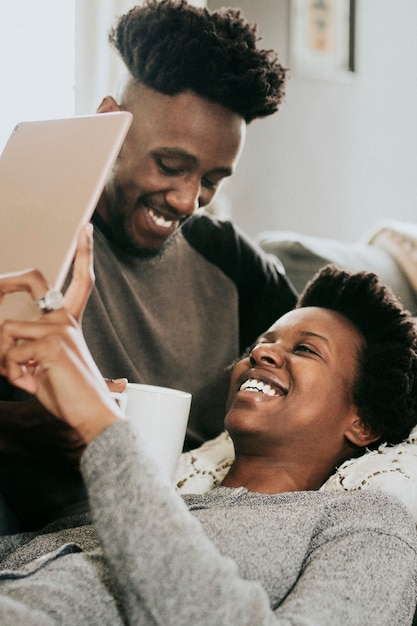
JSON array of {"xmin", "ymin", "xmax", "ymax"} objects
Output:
[
  {"xmin": 74, "ymin": 0, "xmax": 140, "ymax": 115},
  {"xmin": 3, "ymin": 1, "xmax": 416, "ymax": 243},
  {"xmin": 74, "ymin": 0, "xmax": 206, "ymax": 114},
  {"xmin": 208, "ymin": 0, "xmax": 417, "ymax": 242},
  {"xmin": 0, "ymin": 1, "xmax": 75, "ymax": 152}
]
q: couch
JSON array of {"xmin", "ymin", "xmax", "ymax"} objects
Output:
[{"xmin": 256, "ymin": 219, "xmax": 417, "ymax": 315}]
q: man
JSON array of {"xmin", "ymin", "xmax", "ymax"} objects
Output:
[
  {"xmin": 80, "ymin": 0, "xmax": 296, "ymax": 448},
  {"xmin": 0, "ymin": 250, "xmax": 416, "ymax": 624},
  {"xmin": 0, "ymin": 1, "xmax": 297, "ymax": 529}
]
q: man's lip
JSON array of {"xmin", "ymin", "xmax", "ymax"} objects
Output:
[
  {"xmin": 135, "ymin": 204, "xmax": 180, "ymax": 241},
  {"xmin": 144, "ymin": 203, "xmax": 182, "ymax": 224}
]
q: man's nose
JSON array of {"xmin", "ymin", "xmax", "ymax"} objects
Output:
[
  {"xmin": 165, "ymin": 178, "xmax": 200, "ymax": 216},
  {"xmin": 249, "ymin": 343, "xmax": 286, "ymax": 368}
]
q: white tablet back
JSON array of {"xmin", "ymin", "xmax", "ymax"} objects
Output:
[{"xmin": 0, "ymin": 111, "xmax": 132, "ymax": 322}]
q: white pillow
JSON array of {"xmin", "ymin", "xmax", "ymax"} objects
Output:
[
  {"xmin": 175, "ymin": 431, "xmax": 234, "ymax": 495},
  {"xmin": 176, "ymin": 428, "xmax": 417, "ymax": 523},
  {"xmin": 320, "ymin": 427, "xmax": 417, "ymax": 523}
]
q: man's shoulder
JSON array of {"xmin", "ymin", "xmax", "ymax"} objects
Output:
[
  {"xmin": 181, "ymin": 212, "xmax": 268, "ymax": 283},
  {"xmin": 181, "ymin": 211, "xmax": 238, "ymax": 243},
  {"xmin": 181, "ymin": 211, "xmax": 266, "ymax": 263}
]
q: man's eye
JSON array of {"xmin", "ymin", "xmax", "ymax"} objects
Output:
[
  {"xmin": 202, "ymin": 176, "xmax": 217, "ymax": 190},
  {"xmin": 157, "ymin": 158, "xmax": 183, "ymax": 176}
]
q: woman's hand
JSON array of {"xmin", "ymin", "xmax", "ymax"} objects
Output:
[
  {"xmin": 1, "ymin": 317, "xmax": 122, "ymax": 443},
  {"xmin": 0, "ymin": 225, "xmax": 122, "ymax": 443},
  {"xmin": 0, "ymin": 223, "xmax": 95, "ymax": 324},
  {"xmin": 63, "ymin": 222, "xmax": 95, "ymax": 323}
]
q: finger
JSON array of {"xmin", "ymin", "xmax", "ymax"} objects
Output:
[
  {"xmin": 3, "ymin": 330, "xmax": 120, "ymax": 437},
  {"xmin": 0, "ymin": 315, "xmax": 76, "ymax": 369},
  {"xmin": 0, "ymin": 268, "xmax": 50, "ymax": 305},
  {"xmin": 2, "ymin": 326, "xmax": 90, "ymax": 399},
  {"xmin": 64, "ymin": 224, "xmax": 95, "ymax": 322},
  {"xmin": 105, "ymin": 378, "xmax": 128, "ymax": 393},
  {"xmin": 2, "ymin": 333, "xmax": 61, "ymax": 393}
]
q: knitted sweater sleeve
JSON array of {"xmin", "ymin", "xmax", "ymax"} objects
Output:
[{"xmin": 81, "ymin": 420, "xmax": 417, "ymax": 625}]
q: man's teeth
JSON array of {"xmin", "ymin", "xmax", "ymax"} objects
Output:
[
  {"xmin": 148, "ymin": 208, "xmax": 173, "ymax": 228},
  {"xmin": 239, "ymin": 379, "xmax": 279, "ymax": 396}
]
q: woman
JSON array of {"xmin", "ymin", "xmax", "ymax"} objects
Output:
[{"xmin": 0, "ymin": 225, "xmax": 416, "ymax": 624}]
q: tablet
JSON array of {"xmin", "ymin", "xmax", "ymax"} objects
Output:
[{"xmin": 0, "ymin": 111, "xmax": 132, "ymax": 322}]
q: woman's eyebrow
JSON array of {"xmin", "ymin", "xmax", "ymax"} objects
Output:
[
  {"xmin": 257, "ymin": 331, "xmax": 276, "ymax": 343},
  {"xmin": 299, "ymin": 330, "xmax": 329, "ymax": 344}
]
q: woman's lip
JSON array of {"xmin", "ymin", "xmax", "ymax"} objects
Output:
[{"xmin": 237, "ymin": 372, "xmax": 288, "ymax": 396}]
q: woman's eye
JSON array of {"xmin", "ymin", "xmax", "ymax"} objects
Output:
[
  {"xmin": 295, "ymin": 344, "xmax": 318, "ymax": 356},
  {"xmin": 248, "ymin": 340, "xmax": 267, "ymax": 353}
]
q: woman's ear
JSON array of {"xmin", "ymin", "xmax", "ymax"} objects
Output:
[
  {"xmin": 96, "ymin": 96, "xmax": 121, "ymax": 114},
  {"xmin": 345, "ymin": 416, "xmax": 380, "ymax": 448}
]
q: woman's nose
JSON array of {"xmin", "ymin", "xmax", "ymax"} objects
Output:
[{"xmin": 249, "ymin": 343, "xmax": 285, "ymax": 368}]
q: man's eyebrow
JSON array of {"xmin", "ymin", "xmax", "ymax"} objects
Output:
[
  {"xmin": 156, "ymin": 147, "xmax": 233, "ymax": 176},
  {"xmin": 156, "ymin": 147, "xmax": 197, "ymax": 163}
]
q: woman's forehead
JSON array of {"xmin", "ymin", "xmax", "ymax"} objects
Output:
[{"xmin": 265, "ymin": 307, "xmax": 362, "ymax": 343}]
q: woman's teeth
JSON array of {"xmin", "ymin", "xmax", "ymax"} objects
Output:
[
  {"xmin": 239, "ymin": 379, "xmax": 278, "ymax": 396},
  {"xmin": 148, "ymin": 208, "xmax": 174, "ymax": 228}
]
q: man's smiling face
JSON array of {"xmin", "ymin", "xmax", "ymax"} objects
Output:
[{"xmin": 97, "ymin": 82, "xmax": 245, "ymax": 256}]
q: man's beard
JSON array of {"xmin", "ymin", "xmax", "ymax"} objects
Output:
[{"xmin": 105, "ymin": 189, "xmax": 175, "ymax": 260}]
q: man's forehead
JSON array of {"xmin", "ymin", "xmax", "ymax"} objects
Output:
[
  {"xmin": 122, "ymin": 82, "xmax": 244, "ymax": 129},
  {"xmin": 121, "ymin": 86, "xmax": 246, "ymax": 169}
]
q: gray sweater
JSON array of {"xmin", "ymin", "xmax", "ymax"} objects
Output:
[{"xmin": 0, "ymin": 420, "xmax": 415, "ymax": 625}]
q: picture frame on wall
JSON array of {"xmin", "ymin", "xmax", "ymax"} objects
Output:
[{"xmin": 289, "ymin": 0, "xmax": 356, "ymax": 81}]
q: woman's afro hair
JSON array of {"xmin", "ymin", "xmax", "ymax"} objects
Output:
[{"xmin": 297, "ymin": 264, "xmax": 417, "ymax": 445}]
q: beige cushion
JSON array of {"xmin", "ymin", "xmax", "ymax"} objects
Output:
[
  {"xmin": 176, "ymin": 429, "xmax": 417, "ymax": 524},
  {"xmin": 367, "ymin": 220, "xmax": 417, "ymax": 295}
]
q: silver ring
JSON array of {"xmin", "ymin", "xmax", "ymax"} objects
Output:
[{"xmin": 37, "ymin": 288, "xmax": 64, "ymax": 313}]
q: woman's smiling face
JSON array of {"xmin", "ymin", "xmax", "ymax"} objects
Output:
[{"xmin": 225, "ymin": 307, "xmax": 365, "ymax": 456}]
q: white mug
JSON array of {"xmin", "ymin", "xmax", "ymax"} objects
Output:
[{"xmin": 119, "ymin": 383, "xmax": 192, "ymax": 482}]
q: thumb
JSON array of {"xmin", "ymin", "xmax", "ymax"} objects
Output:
[{"xmin": 64, "ymin": 224, "xmax": 95, "ymax": 323}]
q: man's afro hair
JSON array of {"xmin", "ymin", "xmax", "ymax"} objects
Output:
[{"xmin": 109, "ymin": 0, "xmax": 287, "ymax": 123}]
